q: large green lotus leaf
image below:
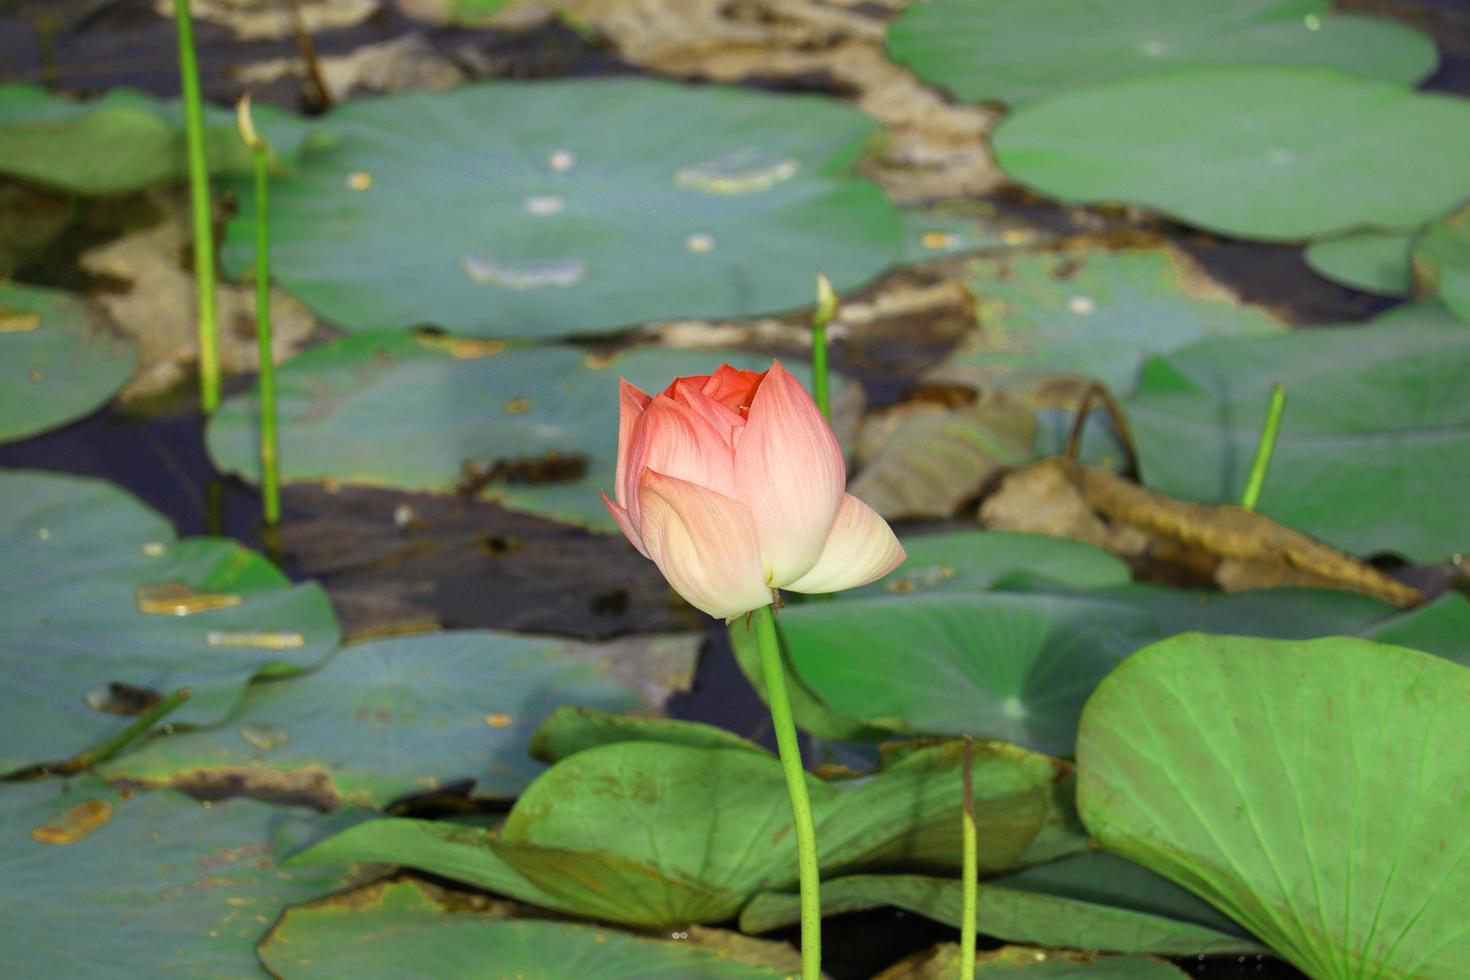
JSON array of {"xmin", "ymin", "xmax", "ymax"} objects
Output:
[
  {"xmin": 1126, "ymin": 307, "xmax": 1470, "ymax": 561},
  {"xmin": 1304, "ymin": 230, "xmax": 1414, "ymax": 296},
  {"xmin": 96, "ymin": 630, "xmax": 683, "ymax": 807},
  {"xmin": 206, "ymin": 333, "xmax": 820, "ymax": 530},
  {"xmin": 528, "ymin": 705, "xmax": 765, "ymax": 765},
  {"xmin": 0, "ymin": 283, "xmax": 136, "ymax": 444},
  {"xmin": 732, "ymin": 530, "xmax": 1129, "ymax": 742},
  {"xmin": 930, "ymin": 248, "xmax": 1284, "ymax": 394},
  {"xmin": 292, "ymin": 739, "xmax": 1083, "ymax": 927},
  {"xmin": 847, "ymin": 530, "xmax": 1130, "ymax": 599},
  {"xmin": 259, "ymin": 879, "xmax": 788, "ymax": 979},
  {"xmin": 1413, "ymin": 203, "xmax": 1470, "ymax": 324},
  {"xmin": 887, "ymin": 0, "xmax": 1435, "ymax": 106},
  {"xmin": 876, "ymin": 944, "xmax": 1191, "ymax": 979},
  {"xmin": 737, "ymin": 585, "xmax": 1397, "ymax": 755},
  {"xmin": 1078, "ymin": 633, "xmax": 1470, "ymax": 978},
  {"xmin": 0, "ymin": 469, "xmax": 339, "ymax": 773},
  {"xmin": 992, "ymin": 67, "xmax": 1470, "ymax": 242},
  {"xmin": 741, "ymin": 851, "xmax": 1261, "ymax": 955},
  {"xmin": 0, "ymin": 776, "xmax": 361, "ymax": 978},
  {"xmin": 219, "ymin": 78, "xmax": 899, "ymax": 337},
  {"xmin": 0, "ymin": 83, "xmax": 315, "ymax": 194}
]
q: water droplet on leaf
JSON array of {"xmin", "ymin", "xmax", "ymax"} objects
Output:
[
  {"xmin": 548, "ymin": 149, "xmax": 576, "ymax": 172},
  {"xmin": 345, "ymin": 171, "xmax": 373, "ymax": 191},
  {"xmin": 240, "ymin": 723, "xmax": 291, "ymax": 752},
  {"xmin": 206, "ymin": 630, "xmax": 305, "ymax": 650},
  {"xmin": 461, "ymin": 254, "xmax": 585, "ymax": 290},
  {"xmin": 684, "ymin": 233, "xmax": 716, "ymax": 254},
  {"xmin": 523, "ymin": 195, "xmax": 565, "ymax": 216},
  {"xmin": 674, "ymin": 149, "xmax": 798, "ymax": 195},
  {"xmin": 136, "ymin": 583, "xmax": 244, "ymax": 616}
]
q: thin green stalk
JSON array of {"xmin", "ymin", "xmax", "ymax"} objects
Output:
[
  {"xmin": 239, "ymin": 95, "xmax": 281, "ymax": 525},
  {"xmin": 960, "ymin": 735, "xmax": 977, "ymax": 980},
  {"xmin": 1241, "ymin": 383, "xmax": 1287, "ymax": 511},
  {"xmin": 58, "ymin": 688, "xmax": 191, "ymax": 774},
  {"xmin": 174, "ymin": 0, "xmax": 220, "ymax": 414},
  {"xmin": 811, "ymin": 274, "xmax": 838, "ymax": 423},
  {"xmin": 752, "ymin": 604, "xmax": 821, "ymax": 980}
]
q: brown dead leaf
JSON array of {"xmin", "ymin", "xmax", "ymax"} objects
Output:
[
  {"xmin": 850, "ymin": 396, "xmax": 1034, "ymax": 519},
  {"xmin": 233, "ymin": 33, "xmax": 468, "ymax": 100},
  {"xmin": 980, "ymin": 457, "xmax": 1424, "ymax": 609},
  {"xmin": 79, "ymin": 193, "xmax": 318, "ymax": 402},
  {"xmin": 154, "ymin": 0, "xmax": 379, "ymax": 40},
  {"xmin": 552, "ymin": 0, "xmax": 1003, "ymax": 202}
]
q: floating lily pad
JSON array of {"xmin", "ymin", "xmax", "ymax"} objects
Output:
[
  {"xmin": 876, "ymin": 945, "xmax": 1192, "ymax": 980},
  {"xmin": 930, "ymin": 248, "xmax": 1284, "ymax": 394},
  {"xmin": 887, "ymin": 0, "xmax": 1436, "ymax": 106},
  {"xmin": 220, "ymin": 78, "xmax": 900, "ymax": 337},
  {"xmin": 259, "ymin": 879, "xmax": 788, "ymax": 979},
  {"xmin": 0, "ymin": 83, "xmax": 315, "ymax": 194},
  {"xmin": 1127, "ymin": 306, "xmax": 1470, "ymax": 560},
  {"xmin": 1362, "ymin": 593, "xmax": 1470, "ymax": 660},
  {"xmin": 1413, "ymin": 203, "xmax": 1470, "ymax": 324},
  {"xmin": 993, "ymin": 67, "xmax": 1470, "ymax": 241},
  {"xmin": 848, "ymin": 530, "xmax": 1130, "ymax": 599},
  {"xmin": 0, "ymin": 777, "xmax": 362, "ymax": 977},
  {"xmin": 742, "ymin": 851, "xmax": 1260, "ymax": 955},
  {"xmin": 0, "ymin": 469, "xmax": 339, "ymax": 773},
  {"xmin": 734, "ymin": 584, "xmax": 1399, "ymax": 755},
  {"xmin": 206, "ymin": 333, "xmax": 820, "ymax": 530},
  {"xmin": 1077, "ymin": 633, "xmax": 1470, "ymax": 978},
  {"xmin": 1303, "ymin": 230, "xmax": 1414, "ymax": 295},
  {"xmin": 97, "ymin": 630, "xmax": 693, "ymax": 807},
  {"xmin": 0, "ymin": 284, "xmax": 136, "ymax": 444},
  {"xmin": 290, "ymin": 738, "xmax": 1084, "ymax": 927}
]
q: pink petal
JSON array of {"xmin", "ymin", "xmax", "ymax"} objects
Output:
[
  {"xmin": 783, "ymin": 493, "xmax": 906, "ymax": 595},
  {"xmin": 733, "ymin": 360, "xmax": 846, "ymax": 586},
  {"xmin": 621, "ymin": 395, "xmax": 739, "ymax": 528},
  {"xmin": 701, "ymin": 364, "xmax": 766, "ymax": 411},
  {"xmin": 601, "ymin": 491, "xmax": 650, "ymax": 560},
  {"xmin": 669, "ymin": 377, "xmax": 745, "ymax": 445},
  {"xmin": 637, "ymin": 470, "xmax": 773, "ymax": 620},
  {"xmin": 613, "ymin": 379, "xmax": 652, "ymax": 509}
]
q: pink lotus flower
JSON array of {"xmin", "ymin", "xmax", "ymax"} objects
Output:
[{"xmin": 602, "ymin": 361, "xmax": 905, "ymax": 619}]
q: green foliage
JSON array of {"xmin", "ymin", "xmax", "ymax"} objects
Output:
[
  {"xmin": 97, "ymin": 631, "xmax": 657, "ymax": 807},
  {"xmin": 1304, "ymin": 230, "xmax": 1414, "ymax": 296},
  {"xmin": 206, "ymin": 334, "xmax": 822, "ymax": 530},
  {"xmin": 0, "ymin": 777, "xmax": 360, "ymax": 977},
  {"xmin": 0, "ymin": 84, "xmax": 315, "ymax": 194},
  {"xmin": 888, "ymin": 0, "xmax": 1435, "ymax": 105},
  {"xmin": 259, "ymin": 880, "xmax": 788, "ymax": 979},
  {"xmin": 1077, "ymin": 633, "xmax": 1470, "ymax": 978},
  {"xmin": 742, "ymin": 851, "xmax": 1262, "ymax": 955},
  {"xmin": 0, "ymin": 284, "xmax": 135, "ymax": 444},
  {"xmin": 1413, "ymin": 203, "xmax": 1470, "ymax": 324},
  {"xmin": 932, "ymin": 248, "xmax": 1284, "ymax": 394},
  {"xmin": 1126, "ymin": 305, "xmax": 1470, "ymax": 560},
  {"xmin": 219, "ymin": 79, "xmax": 900, "ymax": 337},
  {"xmin": 0, "ymin": 469, "xmax": 339, "ymax": 773},
  {"xmin": 993, "ymin": 67, "xmax": 1470, "ymax": 241},
  {"xmin": 290, "ymin": 736, "xmax": 1085, "ymax": 928}
]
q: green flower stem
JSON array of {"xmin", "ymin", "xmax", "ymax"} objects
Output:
[
  {"xmin": 58, "ymin": 688, "xmax": 191, "ymax": 774},
  {"xmin": 811, "ymin": 274, "xmax": 838, "ymax": 423},
  {"xmin": 752, "ymin": 603, "xmax": 821, "ymax": 980},
  {"xmin": 174, "ymin": 0, "xmax": 220, "ymax": 414},
  {"xmin": 249, "ymin": 132, "xmax": 281, "ymax": 525},
  {"xmin": 960, "ymin": 735, "xmax": 977, "ymax": 980},
  {"xmin": 1241, "ymin": 383, "xmax": 1287, "ymax": 511}
]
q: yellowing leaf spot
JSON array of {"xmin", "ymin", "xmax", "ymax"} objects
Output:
[{"xmin": 32, "ymin": 800, "xmax": 113, "ymax": 845}]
